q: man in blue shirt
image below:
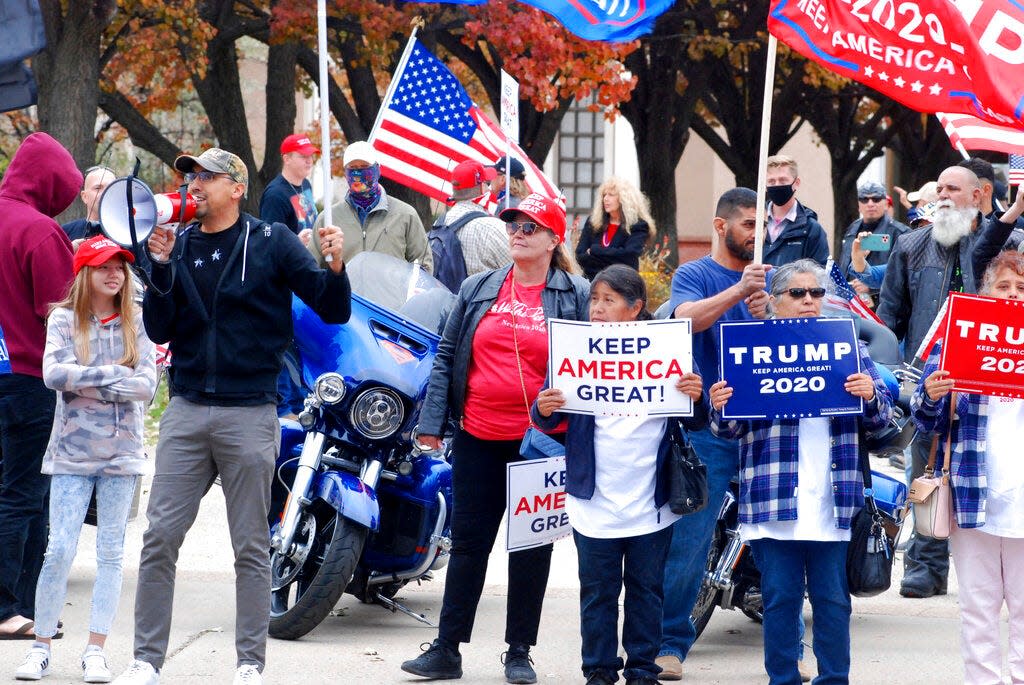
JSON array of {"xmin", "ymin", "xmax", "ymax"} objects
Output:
[{"xmin": 657, "ymin": 187, "xmax": 771, "ymax": 680}]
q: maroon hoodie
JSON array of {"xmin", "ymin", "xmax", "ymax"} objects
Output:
[{"xmin": 0, "ymin": 132, "xmax": 82, "ymax": 377}]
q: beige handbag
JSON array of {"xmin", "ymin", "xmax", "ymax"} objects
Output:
[{"xmin": 907, "ymin": 395, "xmax": 955, "ymax": 540}]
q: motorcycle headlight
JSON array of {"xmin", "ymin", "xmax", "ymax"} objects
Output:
[
  {"xmin": 349, "ymin": 387, "xmax": 405, "ymax": 439},
  {"xmin": 313, "ymin": 373, "xmax": 347, "ymax": 405}
]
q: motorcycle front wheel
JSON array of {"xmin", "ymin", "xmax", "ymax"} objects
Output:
[
  {"xmin": 268, "ymin": 502, "xmax": 368, "ymax": 640},
  {"xmin": 690, "ymin": 526, "xmax": 723, "ymax": 640}
]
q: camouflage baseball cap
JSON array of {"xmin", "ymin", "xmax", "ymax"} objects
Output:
[{"xmin": 174, "ymin": 148, "xmax": 248, "ymax": 195}]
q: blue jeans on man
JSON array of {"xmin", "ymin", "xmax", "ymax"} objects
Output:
[
  {"xmin": 659, "ymin": 427, "xmax": 739, "ymax": 661},
  {"xmin": 750, "ymin": 539, "xmax": 852, "ymax": 685}
]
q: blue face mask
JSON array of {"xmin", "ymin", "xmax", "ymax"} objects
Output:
[{"xmin": 346, "ymin": 163, "xmax": 382, "ymax": 204}]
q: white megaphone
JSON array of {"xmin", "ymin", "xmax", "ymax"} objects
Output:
[{"xmin": 98, "ymin": 177, "xmax": 197, "ymax": 248}]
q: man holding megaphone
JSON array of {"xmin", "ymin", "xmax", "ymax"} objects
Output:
[{"xmin": 113, "ymin": 148, "xmax": 351, "ymax": 685}]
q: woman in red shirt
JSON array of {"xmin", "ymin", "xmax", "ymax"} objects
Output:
[
  {"xmin": 402, "ymin": 194, "xmax": 590, "ymax": 684},
  {"xmin": 575, "ymin": 177, "xmax": 653, "ymax": 280}
]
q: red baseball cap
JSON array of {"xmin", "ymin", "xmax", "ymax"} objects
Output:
[
  {"xmin": 451, "ymin": 160, "xmax": 497, "ymax": 192},
  {"xmin": 499, "ymin": 193, "xmax": 566, "ymax": 242},
  {"xmin": 280, "ymin": 134, "xmax": 319, "ymax": 156},
  {"xmin": 73, "ymin": 236, "xmax": 135, "ymax": 275}
]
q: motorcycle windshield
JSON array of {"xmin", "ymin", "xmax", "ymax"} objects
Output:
[{"xmin": 291, "ymin": 253, "xmax": 454, "ymax": 400}]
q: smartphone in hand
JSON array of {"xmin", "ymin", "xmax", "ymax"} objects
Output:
[{"xmin": 860, "ymin": 233, "xmax": 891, "ymax": 252}]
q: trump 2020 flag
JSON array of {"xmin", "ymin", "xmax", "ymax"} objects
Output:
[
  {"xmin": 369, "ymin": 40, "xmax": 560, "ymax": 206},
  {"xmin": 768, "ymin": 0, "xmax": 1024, "ymax": 127},
  {"xmin": 406, "ymin": 0, "xmax": 669, "ymax": 42}
]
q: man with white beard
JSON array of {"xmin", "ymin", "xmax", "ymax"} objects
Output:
[{"xmin": 877, "ymin": 165, "xmax": 1024, "ymax": 600}]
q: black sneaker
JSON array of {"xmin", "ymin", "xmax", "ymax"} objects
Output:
[
  {"xmin": 401, "ymin": 639, "xmax": 463, "ymax": 680},
  {"xmin": 585, "ymin": 669, "xmax": 616, "ymax": 685},
  {"xmin": 501, "ymin": 644, "xmax": 537, "ymax": 684},
  {"xmin": 624, "ymin": 678, "xmax": 659, "ymax": 685}
]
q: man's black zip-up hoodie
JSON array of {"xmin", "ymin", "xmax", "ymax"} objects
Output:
[{"xmin": 143, "ymin": 213, "xmax": 351, "ymax": 404}]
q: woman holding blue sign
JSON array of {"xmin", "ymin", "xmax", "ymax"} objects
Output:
[
  {"xmin": 708, "ymin": 259, "xmax": 893, "ymax": 685},
  {"xmin": 912, "ymin": 251, "xmax": 1024, "ymax": 685},
  {"xmin": 532, "ymin": 264, "xmax": 707, "ymax": 685},
  {"xmin": 401, "ymin": 193, "xmax": 590, "ymax": 685}
]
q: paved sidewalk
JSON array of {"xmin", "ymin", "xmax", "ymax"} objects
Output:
[{"xmin": 0, "ymin": 458, "xmax": 978, "ymax": 684}]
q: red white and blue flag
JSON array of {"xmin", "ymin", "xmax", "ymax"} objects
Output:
[
  {"xmin": 826, "ymin": 259, "xmax": 885, "ymax": 325},
  {"xmin": 405, "ymin": 0, "xmax": 671, "ymax": 42},
  {"xmin": 1011, "ymin": 154, "xmax": 1024, "ymax": 185},
  {"xmin": 369, "ymin": 40, "xmax": 561, "ymax": 207},
  {"xmin": 937, "ymin": 112, "xmax": 1024, "ymax": 156},
  {"xmin": 768, "ymin": 0, "xmax": 1024, "ymax": 127}
]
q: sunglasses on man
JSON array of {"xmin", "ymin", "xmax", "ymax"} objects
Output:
[
  {"xmin": 784, "ymin": 287, "xmax": 827, "ymax": 299},
  {"xmin": 858, "ymin": 195, "xmax": 885, "ymax": 203}
]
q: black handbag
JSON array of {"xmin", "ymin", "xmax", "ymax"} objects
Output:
[
  {"xmin": 846, "ymin": 432, "xmax": 900, "ymax": 597},
  {"xmin": 667, "ymin": 421, "xmax": 708, "ymax": 516}
]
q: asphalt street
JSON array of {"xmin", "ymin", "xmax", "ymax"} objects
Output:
[{"xmin": 0, "ymin": 456, "xmax": 992, "ymax": 684}]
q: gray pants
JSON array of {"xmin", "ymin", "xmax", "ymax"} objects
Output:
[{"xmin": 133, "ymin": 397, "xmax": 278, "ymax": 670}]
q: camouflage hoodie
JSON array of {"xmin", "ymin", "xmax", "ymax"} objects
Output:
[{"xmin": 41, "ymin": 308, "xmax": 157, "ymax": 476}]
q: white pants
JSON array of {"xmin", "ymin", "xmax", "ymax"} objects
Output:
[{"xmin": 949, "ymin": 525, "xmax": 1024, "ymax": 684}]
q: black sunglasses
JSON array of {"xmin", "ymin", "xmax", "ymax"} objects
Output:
[
  {"xmin": 858, "ymin": 195, "xmax": 885, "ymax": 203},
  {"xmin": 784, "ymin": 287, "xmax": 827, "ymax": 299},
  {"xmin": 506, "ymin": 221, "xmax": 543, "ymax": 236}
]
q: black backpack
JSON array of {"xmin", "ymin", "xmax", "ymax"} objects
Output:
[{"xmin": 429, "ymin": 210, "xmax": 488, "ymax": 293}]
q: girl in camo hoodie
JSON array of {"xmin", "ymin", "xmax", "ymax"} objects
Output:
[{"xmin": 16, "ymin": 236, "xmax": 157, "ymax": 683}]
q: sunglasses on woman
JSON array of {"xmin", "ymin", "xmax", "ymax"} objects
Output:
[
  {"xmin": 506, "ymin": 221, "xmax": 544, "ymax": 236},
  {"xmin": 784, "ymin": 287, "xmax": 827, "ymax": 299}
]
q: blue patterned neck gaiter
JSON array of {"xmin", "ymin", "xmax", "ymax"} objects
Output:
[{"xmin": 346, "ymin": 164, "xmax": 382, "ymax": 210}]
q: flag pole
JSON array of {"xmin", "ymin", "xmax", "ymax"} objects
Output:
[
  {"xmin": 753, "ymin": 34, "xmax": 779, "ymax": 265},
  {"xmin": 369, "ymin": 23, "xmax": 421, "ymax": 143},
  {"xmin": 316, "ymin": 0, "xmax": 334, "ymax": 259}
]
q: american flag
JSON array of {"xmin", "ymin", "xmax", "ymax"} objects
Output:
[
  {"xmin": 370, "ymin": 40, "xmax": 561, "ymax": 207},
  {"xmin": 825, "ymin": 259, "xmax": 885, "ymax": 325},
  {"xmin": 937, "ymin": 112, "xmax": 1024, "ymax": 156},
  {"xmin": 1011, "ymin": 154, "xmax": 1024, "ymax": 186}
]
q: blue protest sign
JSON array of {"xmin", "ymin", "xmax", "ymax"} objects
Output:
[
  {"xmin": 0, "ymin": 323, "xmax": 11, "ymax": 374},
  {"xmin": 718, "ymin": 318, "xmax": 862, "ymax": 420}
]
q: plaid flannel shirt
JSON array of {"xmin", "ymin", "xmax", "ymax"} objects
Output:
[
  {"xmin": 910, "ymin": 342, "xmax": 988, "ymax": 528},
  {"xmin": 711, "ymin": 342, "xmax": 893, "ymax": 530}
]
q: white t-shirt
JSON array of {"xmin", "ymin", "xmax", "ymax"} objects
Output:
[
  {"xmin": 982, "ymin": 397, "xmax": 1024, "ymax": 538},
  {"xmin": 743, "ymin": 417, "xmax": 850, "ymax": 543},
  {"xmin": 565, "ymin": 415, "xmax": 680, "ymax": 539}
]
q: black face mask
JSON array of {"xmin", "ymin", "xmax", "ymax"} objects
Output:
[{"xmin": 766, "ymin": 184, "xmax": 795, "ymax": 206}]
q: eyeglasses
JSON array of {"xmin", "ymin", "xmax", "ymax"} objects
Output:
[
  {"xmin": 858, "ymin": 195, "xmax": 885, "ymax": 203},
  {"xmin": 784, "ymin": 287, "xmax": 827, "ymax": 299},
  {"xmin": 506, "ymin": 221, "xmax": 543, "ymax": 236},
  {"xmin": 184, "ymin": 170, "xmax": 232, "ymax": 184}
]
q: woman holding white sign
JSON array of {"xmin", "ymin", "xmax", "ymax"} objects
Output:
[
  {"xmin": 532, "ymin": 264, "xmax": 707, "ymax": 685},
  {"xmin": 401, "ymin": 193, "xmax": 589, "ymax": 684},
  {"xmin": 708, "ymin": 259, "xmax": 893, "ymax": 685},
  {"xmin": 912, "ymin": 251, "xmax": 1024, "ymax": 685}
]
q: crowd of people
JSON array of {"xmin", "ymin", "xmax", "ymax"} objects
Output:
[{"xmin": 2, "ymin": 127, "xmax": 1024, "ymax": 685}]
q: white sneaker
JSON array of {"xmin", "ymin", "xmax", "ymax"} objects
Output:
[
  {"xmin": 83, "ymin": 647, "xmax": 113, "ymax": 683},
  {"xmin": 232, "ymin": 665, "xmax": 262, "ymax": 685},
  {"xmin": 15, "ymin": 646, "xmax": 50, "ymax": 681},
  {"xmin": 111, "ymin": 660, "xmax": 159, "ymax": 685}
]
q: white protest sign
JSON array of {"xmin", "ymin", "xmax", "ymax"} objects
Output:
[
  {"xmin": 548, "ymin": 318, "xmax": 693, "ymax": 417},
  {"xmin": 499, "ymin": 70, "xmax": 519, "ymax": 142},
  {"xmin": 506, "ymin": 456, "xmax": 569, "ymax": 552}
]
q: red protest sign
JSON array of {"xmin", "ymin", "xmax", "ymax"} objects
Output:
[
  {"xmin": 940, "ymin": 293, "xmax": 1024, "ymax": 398},
  {"xmin": 768, "ymin": 0, "xmax": 1024, "ymax": 128}
]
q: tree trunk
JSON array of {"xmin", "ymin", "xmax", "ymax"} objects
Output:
[
  {"xmin": 33, "ymin": 0, "xmax": 116, "ymax": 221},
  {"xmin": 261, "ymin": 41, "xmax": 299, "ymax": 188}
]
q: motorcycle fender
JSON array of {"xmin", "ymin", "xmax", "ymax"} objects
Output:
[{"xmin": 314, "ymin": 471, "xmax": 381, "ymax": 532}]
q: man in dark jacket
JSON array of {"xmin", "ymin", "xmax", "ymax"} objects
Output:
[
  {"xmin": 62, "ymin": 165, "xmax": 115, "ymax": 244},
  {"xmin": 878, "ymin": 165, "xmax": 1023, "ymax": 600},
  {"xmin": 115, "ymin": 148, "xmax": 351, "ymax": 685},
  {"xmin": 838, "ymin": 181, "xmax": 910, "ymax": 280},
  {"xmin": 0, "ymin": 132, "xmax": 81, "ymax": 638},
  {"xmin": 763, "ymin": 154, "xmax": 830, "ymax": 267}
]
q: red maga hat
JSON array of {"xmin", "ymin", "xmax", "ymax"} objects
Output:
[
  {"xmin": 280, "ymin": 134, "xmax": 319, "ymax": 156},
  {"xmin": 451, "ymin": 160, "xmax": 497, "ymax": 192},
  {"xmin": 73, "ymin": 236, "xmax": 135, "ymax": 275},
  {"xmin": 500, "ymin": 193, "xmax": 566, "ymax": 242}
]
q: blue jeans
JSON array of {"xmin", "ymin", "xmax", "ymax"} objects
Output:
[
  {"xmin": 34, "ymin": 474, "xmax": 138, "ymax": 638},
  {"xmin": 659, "ymin": 427, "xmax": 738, "ymax": 660},
  {"xmin": 0, "ymin": 374, "xmax": 54, "ymax": 622},
  {"xmin": 750, "ymin": 539, "xmax": 852, "ymax": 685},
  {"xmin": 575, "ymin": 526, "xmax": 673, "ymax": 682}
]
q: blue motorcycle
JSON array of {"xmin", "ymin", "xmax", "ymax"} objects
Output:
[{"xmin": 268, "ymin": 253, "xmax": 455, "ymax": 640}]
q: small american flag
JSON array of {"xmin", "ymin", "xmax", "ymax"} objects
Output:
[
  {"xmin": 1010, "ymin": 154, "xmax": 1024, "ymax": 186},
  {"xmin": 370, "ymin": 40, "xmax": 561, "ymax": 207},
  {"xmin": 826, "ymin": 259, "xmax": 885, "ymax": 325}
]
